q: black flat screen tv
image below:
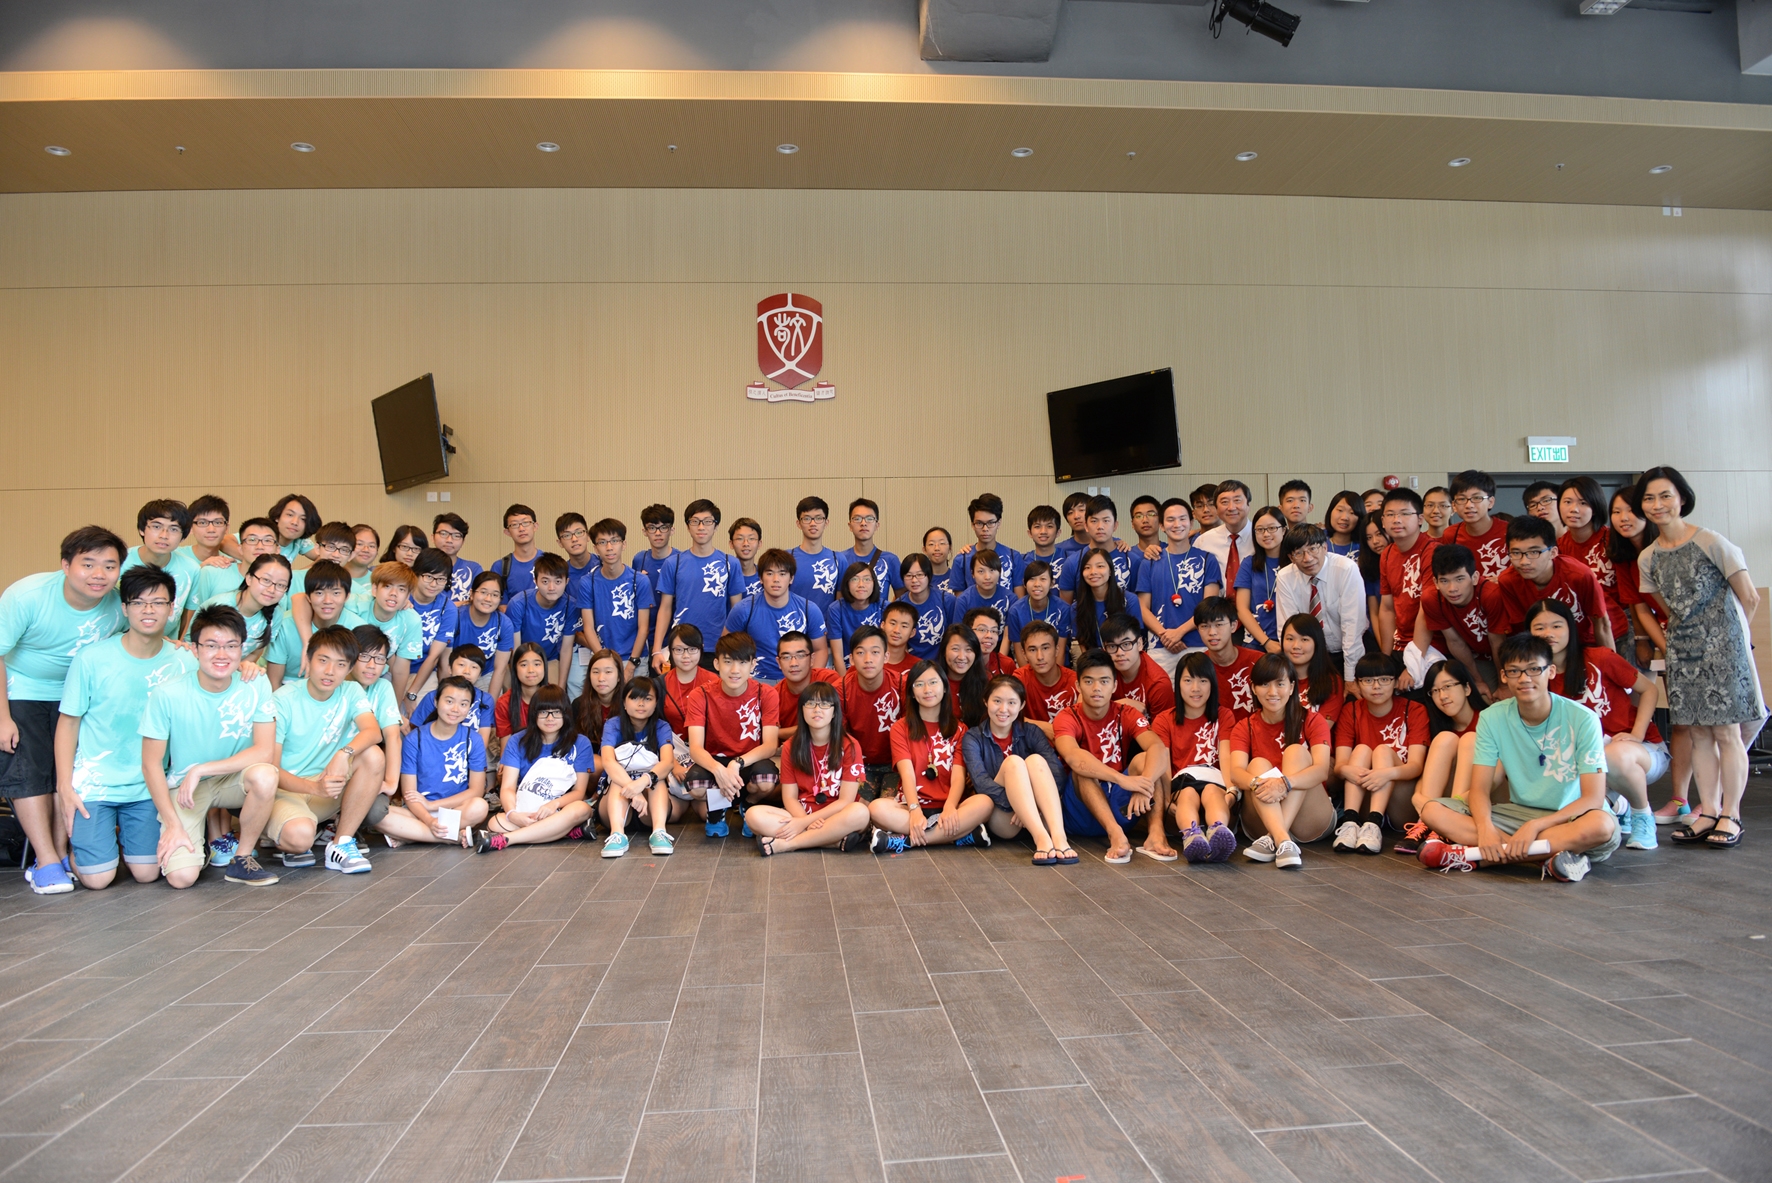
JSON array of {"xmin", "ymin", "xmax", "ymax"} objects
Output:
[
  {"xmin": 1046, "ymin": 368, "xmax": 1180, "ymax": 482},
  {"xmin": 371, "ymin": 374, "xmax": 449, "ymax": 493}
]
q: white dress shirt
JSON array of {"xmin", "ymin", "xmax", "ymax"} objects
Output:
[
  {"xmin": 1274, "ymin": 552, "xmax": 1367, "ymax": 681},
  {"xmin": 1193, "ymin": 522, "xmax": 1253, "ymax": 590}
]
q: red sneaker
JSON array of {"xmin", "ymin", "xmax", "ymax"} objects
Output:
[{"xmin": 1418, "ymin": 837, "xmax": 1474, "ymax": 873}]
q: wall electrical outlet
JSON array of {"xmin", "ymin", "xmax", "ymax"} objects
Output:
[{"xmin": 427, "ymin": 491, "xmax": 438, "ymax": 502}]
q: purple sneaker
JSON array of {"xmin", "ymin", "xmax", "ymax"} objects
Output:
[
  {"xmin": 1180, "ymin": 824, "xmax": 1211, "ymax": 863},
  {"xmin": 1206, "ymin": 822, "xmax": 1237, "ymax": 863}
]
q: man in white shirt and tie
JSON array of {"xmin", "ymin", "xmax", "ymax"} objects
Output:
[
  {"xmin": 1192, "ymin": 481, "xmax": 1253, "ymax": 601},
  {"xmin": 1273, "ymin": 524, "xmax": 1366, "ymax": 681}
]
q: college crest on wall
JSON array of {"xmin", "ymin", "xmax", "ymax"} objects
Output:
[{"xmin": 747, "ymin": 293, "xmax": 836, "ymax": 403}]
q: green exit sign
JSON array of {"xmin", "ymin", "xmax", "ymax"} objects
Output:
[{"xmin": 1529, "ymin": 444, "xmax": 1570, "ymax": 464}]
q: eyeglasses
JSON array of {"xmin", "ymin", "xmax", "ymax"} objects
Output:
[
  {"xmin": 1381, "ymin": 509, "xmax": 1418, "ymax": 521},
  {"xmin": 241, "ymin": 534, "xmax": 279, "ymax": 547},
  {"xmin": 850, "ymin": 515, "xmax": 878, "ymax": 525},
  {"xmin": 433, "ymin": 529, "xmax": 463, "ymax": 542},
  {"xmin": 506, "ymin": 519, "xmax": 535, "ymax": 529},
  {"xmin": 1357, "ymin": 676, "xmax": 1396, "ymax": 686},
  {"xmin": 249, "ymin": 575, "xmax": 291, "ymax": 594},
  {"xmin": 1452, "ymin": 494, "xmax": 1488, "ymax": 507},
  {"xmin": 644, "ymin": 523, "xmax": 672, "ymax": 533},
  {"xmin": 1507, "ymin": 548, "xmax": 1549, "ymax": 561},
  {"xmin": 1253, "ymin": 525, "xmax": 1284, "ymax": 536},
  {"xmin": 1105, "ymin": 638, "xmax": 1141, "ymax": 654},
  {"xmin": 1502, "ymin": 664, "xmax": 1551, "ymax": 679},
  {"xmin": 686, "ymin": 517, "xmax": 716, "ymax": 528},
  {"xmin": 197, "ymin": 641, "xmax": 243, "ymax": 655},
  {"xmin": 192, "ymin": 517, "xmax": 227, "ymax": 529},
  {"xmin": 395, "ymin": 542, "xmax": 422, "ymax": 554},
  {"xmin": 558, "ymin": 527, "xmax": 588, "ymax": 540},
  {"xmin": 127, "ymin": 597, "xmax": 173, "ymax": 609},
  {"xmin": 1430, "ymin": 681, "xmax": 1464, "ymax": 696},
  {"xmin": 358, "ymin": 653, "xmax": 388, "ymax": 667},
  {"xmin": 798, "ymin": 514, "xmax": 827, "ymax": 524},
  {"xmin": 1525, "ymin": 496, "xmax": 1558, "ymax": 510}
]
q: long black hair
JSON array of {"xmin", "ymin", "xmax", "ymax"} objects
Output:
[
  {"xmin": 238, "ymin": 553, "xmax": 292, "ymax": 655},
  {"xmin": 518, "ymin": 685, "xmax": 579, "ymax": 765},
  {"xmin": 1422, "ymin": 658, "xmax": 1477, "ymax": 734},
  {"xmin": 905, "ymin": 658, "xmax": 958, "ymax": 742},
  {"xmin": 1524, "ymin": 597, "xmax": 1587, "ymax": 699},
  {"xmin": 1249, "ymin": 653, "xmax": 1307, "ymax": 748},
  {"xmin": 616, "ymin": 674, "xmax": 664, "ymax": 753},
  {"xmin": 1072, "ymin": 546, "xmax": 1128, "ymax": 651},
  {"xmin": 502, "ymin": 641, "xmax": 550, "ymax": 734},
  {"xmin": 1279, "ymin": 613, "xmax": 1341, "ymax": 712},
  {"xmin": 1323, "ymin": 490, "xmax": 1364, "ymax": 544},
  {"xmin": 426, "ymin": 675, "xmax": 478, "ymax": 725},
  {"xmin": 573, "ymin": 648, "xmax": 625, "ymax": 740},
  {"xmin": 1173, "ymin": 650, "xmax": 1221, "ymax": 721},
  {"xmin": 381, "ymin": 524, "xmax": 427, "ymax": 563},
  {"xmin": 938, "ymin": 624, "xmax": 988, "ymax": 728},
  {"xmin": 1356, "ymin": 512, "xmax": 1385, "ymax": 586},
  {"xmin": 788, "ymin": 680, "xmax": 847, "ymax": 778},
  {"xmin": 1606, "ymin": 485, "xmax": 1658, "ymax": 573}
]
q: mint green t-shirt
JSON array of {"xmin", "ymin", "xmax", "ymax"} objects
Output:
[
  {"xmin": 140, "ymin": 671, "xmax": 276, "ymax": 785},
  {"xmin": 358, "ymin": 677, "xmax": 402, "ymax": 734},
  {"xmin": 191, "ymin": 591, "xmax": 283, "ymax": 656},
  {"xmin": 341, "ymin": 594, "xmax": 424, "ymax": 663},
  {"xmin": 122, "ymin": 547, "xmax": 202, "ymax": 636},
  {"xmin": 60, "ymin": 635, "xmax": 198, "ymax": 803},
  {"xmin": 0, "ymin": 572, "xmax": 124, "ymax": 702},
  {"xmin": 350, "ymin": 572, "xmax": 374, "ymax": 599},
  {"xmin": 1472, "ymin": 695, "xmax": 1608, "ymax": 812},
  {"xmin": 278, "ymin": 537, "xmax": 316, "ymax": 563},
  {"xmin": 191, "ymin": 559, "xmax": 245, "ymax": 606},
  {"xmin": 274, "ymin": 679, "xmax": 372, "ymax": 779}
]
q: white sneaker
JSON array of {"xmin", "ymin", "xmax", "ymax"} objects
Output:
[
  {"xmin": 1357, "ymin": 821, "xmax": 1383, "ymax": 854},
  {"xmin": 1244, "ymin": 835, "xmax": 1277, "ymax": 863},
  {"xmin": 324, "ymin": 837, "xmax": 372, "ymax": 874},
  {"xmin": 1332, "ymin": 820, "xmax": 1359, "ymax": 851},
  {"xmin": 1275, "ymin": 840, "xmax": 1303, "ymax": 869}
]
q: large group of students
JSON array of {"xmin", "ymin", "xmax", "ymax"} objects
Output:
[{"xmin": 0, "ymin": 468, "xmax": 1761, "ymax": 895}]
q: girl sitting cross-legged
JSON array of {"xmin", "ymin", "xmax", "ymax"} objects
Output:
[
  {"xmin": 477, "ymin": 685, "xmax": 596, "ymax": 853},
  {"xmin": 745, "ymin": 681, "xmax": 872, "ymax": 856}
]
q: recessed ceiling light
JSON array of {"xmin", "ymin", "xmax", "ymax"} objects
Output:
[
  {"xmin": 1011, "ymin": 147, "xmax": 1033, "ymax": 158},
  {"xmin": 776, "ymin": 143, "xmax": 799, "ymax": 155},
  {"xmin": 1448, "ymin": 157, "xmax": 1471, "ymax": 167},
  {"xmin": 1235, "ymin": 151, "xmax": 1258, "ymax": 162},
  {"xmin": 667, "ymin": 144, "xmax": 677, "ymax": 152},
  {"xmin": 44, "ymin": 145, "xmax": 71, "ymax": 157},
  {"xmin": 290, "ymin": 142, "xmax": 315, "ymax": 153},
  {"xmin": 536, "ymin": 141, "xmax": 560, "ymax": 153},
  {"xmin": 1126, "ymin": 151, "xmax": 1137, "ymax": 158},
  {"xmin": 1649, "ymin": 164, "xmax": 1672, "ymax": 174}
]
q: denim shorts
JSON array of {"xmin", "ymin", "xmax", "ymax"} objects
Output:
[{"xmin": 71, "ymin": 798, "xmax": 162, "ymax": 874}]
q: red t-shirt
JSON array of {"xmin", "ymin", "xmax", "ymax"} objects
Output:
[
  {"xmin": 1228, "ymin": 709, "xmax": 1332, "ymax": 767},
  {"xmin": 885, "ymin": 653, "xmax": 920, "ymax": 680},
  {"xmin": 1114, "ymin": 652, "xmax": 1177, "ymax": 720},
  {"xmin": 984, "ymin": 652, "xmax": 1017, "ymax": 678},
  {"xmin": 839, "ymin": 669, "xmax": 904, "ymax": 765},
  {"xmin": 781, "ymin": 734, "xmax": 865, "ymax": 811},
  {"xmin": 1296, "ymin": 678, "xmax": 1347, "ymax": 733},
  {"xmin": 1419, "ymin": 581, "xmax": 1506, "ymax": 654},
  {"xmin": 1495, "ymin": 557, "xmax": 1607, "ymax": 645},
  {"xmin": 661, "ymin": 667, "xmax": 720, "ymax": 735},
  {"xmin": 1335, "ymin": 698, "xmax": 1429, "ymax": 761},
  {"xmin": 1017, "ymin": 666, "xmax": 1079, "ymax": 723},
  {"xmin": 776, "ymin": 668, "xmax": 841, "ymax": 732},
  {"xmin": 889, "ymin": 717, "xmax": 967, "ymax": 809},
  {"xmin": 1551, "ymin": 649, "xmax": 1659, "ymax": 743},
  {"xmin": 684, "ymin": 679, "xmax": 779, "ymax": 759},
  {"xmin": 1152, "ymin": 706, "xmax": 1234, "ymax": 769},
  {"xmin": 1380, "ymin": 534, "xmax": 1438, "ymax": 651},
  {"xmin": 1053, "ymin": 702, "xmax": 1150, "ymax": 774},
  {"xmin": 1449, "ymin": 518, "xmax": 1510, "ymax": 582},
  {"xmin": 1208, "ymin": 646, "xmax": 1263, "ymax": 721},
  {"xmin": 1614, "ymin": 552, "xmax": 1668, "ymax": 627},
  {"xmin": 1557, "ymin": 529, "xmax": 1630, "ymax": 637}
]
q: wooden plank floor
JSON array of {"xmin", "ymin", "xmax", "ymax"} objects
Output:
[{"xmin": 0, "ymin": 788, "xmax": 1768, "ymax": 1183}]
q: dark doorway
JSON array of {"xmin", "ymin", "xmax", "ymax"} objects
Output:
[{"xmin": 1457, "ymin": 472, "xmax": 1641, "ymax": 519}]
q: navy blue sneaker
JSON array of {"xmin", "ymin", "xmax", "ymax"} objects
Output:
[{"xmin": 224, "ymin": 854, "xmax": 279, "ymax": 886}]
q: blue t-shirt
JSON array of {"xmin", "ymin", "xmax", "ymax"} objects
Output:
[
  {"xmin": 498, "ymin": 731, "xmax": 596, "ymax": 800},
  {"xmin": 599, "ymin": 715, "xmax": 677, "ymax": 777},
  {"xmin": 953, "ymin": 585, "xmax": 1015, "ymax": 627},
  {"xmin": 633, "ymin": 548, "xmax": 679, "ymax": 591},
  {"xmin": 492, "ymin": 553, "xmax": 540, "ymax": 604},
  {"xmin": 1326, "ymin": 539, "xmax": 1361, "ymax": 559},
  {"xmin": 408, "ymin": 591, "xmax": 458, "ymax": 656},
  {"xmin": 723, "ymin": 594, "xmax": 827, "ymax": 683},
  {"xmin": 954, "ymin": 546, "xmax": 1025, "ymax": 594},
  {"xmin": 1472, "ymin": 696, "xmax": 1607, "ymax": 812},
  {"xmin": 454, "ymin": 608, "xmax": 515, "ymax": 664},
  {"xmin": 413, "ymin": 684, "xmax": 495, "ymax": 731},
  {"xmin": 738, "ymin": 568, "xmax": 762, "ymax": 599},
  {"xmin": 1059, "ymin": 547, "xmax": 1135, "ymax": 596},
  {"xmin": 506, "ymin": 588, "xmax": 575, "ymax": 660},
  {"xmin": 400, "ymin": 719, "xmax": 488, "ymax": 801},
  {"xmin": 1233, "ymin": 555, "xmax": 1283, "ymax": 642},
  {"xmin": 902, "ymin": 591, "xmax": 955, "ymax": 662},
  {"xmin": 1022, "ymin": 548, "xmax": 1067, "ymax": 590},
  {"xmin": 826, "ymin": 599, "xmax": 884, "ymax": 652},
  {"xmin": 1006, "ymin": 597, "xmax": 1075, "ymax": 646},
  {"xmin": 1135, "ymin": 548, "xmax": 1224, "ymax": 647},
  {"xmin": 835, "ymin": 547, "xmax": 903, "ymax": 595},
  {"xmin": 576, "ymin": 567, "xmax": 655, "ymax": 659},
  {"xmin": 789, "ymin": 547, "xmax": 843, "ymax": 613},
  {"xmin": 448, "ymin": 557, "xmax": 483, "ymax": 603},
  {"xmin": 656, "ymin": 550, "xmax": 743, "ymax": 646},
  {"xmin": 930, "ymin": 565, "xmax": 964, "ymax": 597},
  {"xmin": 563, "ymin": 558, "xmax": 599, "ymax": 619},
  {"xmin": 0, "ymin": 572, "xmax": 124, "ymax": 702}
]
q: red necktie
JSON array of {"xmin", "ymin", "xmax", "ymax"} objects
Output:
[
  {"xmin": 1309, "ymin": 578, "xmax": 1324, "ymax": 623},
  {"xmin": 1225, "ymin": 534, "xmax": 1240, "ymax": 580}
]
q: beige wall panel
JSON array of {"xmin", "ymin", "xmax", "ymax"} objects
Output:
[{"xmin": 1, "ymin": 185, "xmax": 1768, "ymax": 592}]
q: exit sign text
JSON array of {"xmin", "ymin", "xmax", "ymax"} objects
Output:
[{"xmin": 1528, "ymin": 444, "xmax": 1570, "ymax": 464}]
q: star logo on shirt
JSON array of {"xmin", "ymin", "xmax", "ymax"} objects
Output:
[
  {"xmin": 1045, "ymin": 688, "xmax": 1074, "ymax": 718},
  {"xmin": 442, "ymin": 739, "xmax": 469, "ymax": 784},
  {"xmin": 475, "ymin": 625, "xmax": 501, "ymax": 653},
  {"xmin": 916, "ymin": 608, "xmax": 944, "ymax": 647},
  {"xmin": 1379, "ymin": 716, "xmax": 1410, "ymax": 762},
  {"xmin": 70, "ymin": 750, "xmax": 111, "ymax": 792},
  {"xmin": 609, "ymin": 582, "xmax": 636, "ymax": 621},
  {"xmin": 929, "ymin": 730, "xmax": 958, "ymax": 774},
  {"xmin": 811, "ymin": 557, "xmax": 838, "ymax": 595},
  {"xmin": 1460, "ymin": 604, "xmax": 1489, "ymax": 643},
  {"xmin": 450, "ymin": 566, "xmax": 473, "ymax": 600},
  {"xmin": 1229, "ymin": 668, "xmax": 1254, "ymax": 714},
  {"xmin": 419, "ymin": 609, "xmax": 442, "ymax": 647},
  {"xmin": 1401, "ymin": 555, "xmax": 1424, "ymax": 601},
  {"xmin": 216, "ymin": 688, "xmax": 258, "ymax": 741},
  {"xmin": 777, "ymin": 609, "xmax": 807, "ymax": 635},
  {"xmin": 66, "ymin": 619, "xmax": 106, "ymax": 658},
  {"xmin": 701, "ymin": 562, "xmax": 729, "ymax": 599},
  {"xmin": 1176, "ymin": 555, "xmax": 1208, "ymax": 596},
  {"xmin": 874, "ymin": 688, "xmax": 902, "ymax": 731},
  {"xmin": 143, "ymin": 661, "xmax": 182, "ymax": 690},
  {"xmin": 1536, "ymin": 723, "xmax": 1577, "ymax": 784},
  {"xmin": 1096, "ymin": 720, "xmax": 1124, "ymax": 769},
  {"xmin": 1550, "ymin": 586, "xmax": 1586, "ymax": 622},
  {"xmin": 1190, "ymin": 721, "xmax": 1219, "ymax": 766},
  {"xmin": 542, "ymin": 611, "xmax": 566, "ymax": 646},
  {"xmin": 1578, "ymin": 676, "xmax": 1612, "ymax": 721},
  {"xmin": 736, "ymin": 696, "xmax": 763, "ymax": 743}
]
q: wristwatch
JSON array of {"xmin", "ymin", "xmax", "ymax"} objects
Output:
[{"xmin": 405, "ymin": 692, "xmax": 418, "ymax": 701}]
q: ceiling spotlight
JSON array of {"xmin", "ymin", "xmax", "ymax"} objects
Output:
[
  {"xmin": 1448, "ymin": 157, "xmax": 1471, "ymax": 167},
  {"xmin": 1579, "ymin": 0, "xmax": 1630, "ymax": 13},
  {"xmin": 1126, "ymin": 151, "xmax": 1137, "ymax": 158},
  {"xmin": 1011, "ymin": 147, "xmax": 1033, "ymax": 158},
  {"xmin": 776, "ymin": 143, "xmax": 799, "ymax": 154},
  {"xmin": 536, "ymin": 141, "xmax": 560, "ymax": 153},
  {"xmin": 1649, "ymin": 164, "xmax": 1672, "ymax": 174},
  {"xmin": 1235, "ymin": 151, "xmax": 1258, "ymax": 162},
  {"xmin": 290, "ymin": 142, "xmax": 315, "ymax": 153},
  {"xmin": 1209, "ymin": 0, "xmax": 1300, "ymax": 47},
  {"xmin": 667, "ymin": 144, "xmax": 677, "ymax": 152},
  {"xmin": 44, "ymin": 145, "xmax": 71, "ymax": 157}
]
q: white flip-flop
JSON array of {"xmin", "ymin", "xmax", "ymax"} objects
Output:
[
  {"xmin": 1134, "ymin": 846, "xmax": 1179, "ymax": 863},
  {"xmin": 1104, "ymin": 849, "xmax": 1133, "ymax": 865}
]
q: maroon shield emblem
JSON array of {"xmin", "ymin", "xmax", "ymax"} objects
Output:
[{"xmin": 757, "ymin": 293, "xmax": 823, "ymax": 389}]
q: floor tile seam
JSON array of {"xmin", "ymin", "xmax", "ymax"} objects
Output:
[
  {"xmin": 1582, "ymin": 1170, "xmax": 1716, "ymax": 1183},
  {"xmin": 832, "ymin": 895, "xmax": 895, "ymax": 1183}
]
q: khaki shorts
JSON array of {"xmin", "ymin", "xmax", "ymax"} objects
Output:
[
  {"xmin": 267, "ymin": 790, "xmax": 342, "ymax": 844},
  {"xmin": 1434, "ymin": 797, "xmax": 1621, "ymax": 862},
  {"xmin": 165, "ymin": 764, "xmax": 277, "ymax": 872}
]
